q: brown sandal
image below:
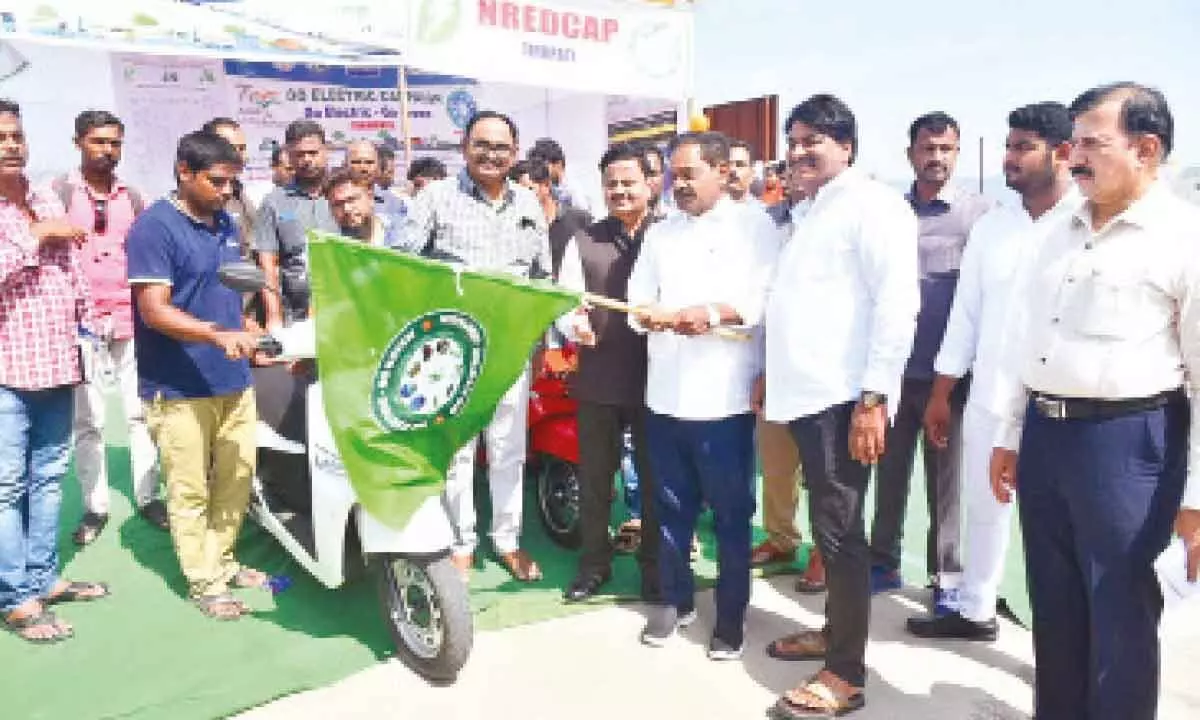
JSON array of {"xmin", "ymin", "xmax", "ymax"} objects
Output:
[
  {"xmin": 231, "ymin": 568, "xmax": 269, "ymax": 589},
  {"xmin": 4, "ymin": 606, "xmax": 72, "ymax": 644},
  {"xmin": 613, "ymin": 520, "xmax": 642, "ymax": 554},
  {"xmin": 767, "ymin": 629, "xmax": 828, "ymax": 661},
  {"xmin": 43, "ymin": 580, "xmax": 110, "ymax": 606},
  {"xmin": 194, "ymin": 593, "xmax": 248, "ymax": 621},
  {"xmin": 499, "ymin": 549, "xmax": 543, "ymax": 582},
  {"xmin": 769, "ymin": 671, "xmax": 865, "ymax": 718}
]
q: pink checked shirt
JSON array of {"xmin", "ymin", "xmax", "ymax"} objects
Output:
[
  {"xmin": 0, "ymin": 182, "xmax": 94, "ymax": 390},
  {"xmin": 62, "ymin": 171, "xmax": 139, "ymax": 339}
]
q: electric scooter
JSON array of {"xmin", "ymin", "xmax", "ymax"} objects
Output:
[{"xmin": 218, "ymin": 263, "xmax": 473, "ymax": 683}]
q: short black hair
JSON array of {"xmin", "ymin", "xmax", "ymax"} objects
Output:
[
  {"xmin": 509, "ymin": 158, "xmax": 551, "ymax": 184},
  {"xmin": 637, "ymin": 142, "xmax": 664, "ymax": 169},
  {"xmin": 1069, "ymin": 81, "xmax": 1174, "ymax": 158},
  {"xmin": 377, "ymin": 144, "xmax": 395, "ymax": 163},
  {"xmin": 599, "ymin": 142, "xmax": 651, "ymax": 176},
  {"xmin": 1008, "ymin": 102, "xmax": 1073, "ymax": 147},
  {"xmin": 786, "ymin": 94, "xmax": 858, "ymax": 164},
  {"xmin": 0, "ymin": 98, "xmax": 19, "ymax": 117},
  {"xmin": 407, "ymin": 156, "xmax": 447, "ymax": 182},
  {"xmin": 464, "ymin": 110, "xmax": 518, "ymax": 145},
  {"xmin": 322, "ymin": 167, "xmax": 359, "ymax": 197},
  {"xmin": 284, "ymin": 119, "xmax": 326, "ymax": 146},
  {"xmin": 528, "ymin": 137, "xmax": 565, "ymax": 165},
  {"xmin": 75, "ymin": 110, "xmax": 123, "ymax": 138},
  {"xmin": 176, "ymin": 131, "xmax": 242, "ymax": 174},
  {"xmin": 270, "ymin": 144, "xmax": 286, "ymax": 166},
  {"xmin": 670, "ymin": 131, "xmax": 731, "ymax": 167},
  {"xmin": 908, "ymin": 111, "xmax": 960, "ymax": 146},
  {"xmin": 201, "ymin": 117, "xmax": 240, "ymax": 135},
  {"xmin": 729, "ymin": 139, "xmax": 755, "ymax": 160}
]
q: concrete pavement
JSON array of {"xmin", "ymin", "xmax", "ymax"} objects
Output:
[{"xmin": 239, "ymin": 576, "xmax": 1200, "ymax": 720}]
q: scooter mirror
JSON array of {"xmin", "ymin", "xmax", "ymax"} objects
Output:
[{"xmin": 218, "ymin": 262, "xmax": 268, "ymax": 294}]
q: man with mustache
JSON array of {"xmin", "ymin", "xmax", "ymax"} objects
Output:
[
  {"xmin": 758, "ymin": 94, "xmax": 918, "ymax": 718},
  {"xmin": 54, "ymin": 110, "xmax": 165, "ymax": 546},
  {"xmin": 555, "ymin": 143, "xmax": 659, "ymax": 603},
  {"xmin": 201, "ymin": 118, "xmax": 257, "ymax": 260},
  {"xmin": 726, "ymin": 140, "xmax": 757, "ymax": 204},
  {"xmin": 398, "ymin": 110, "xmax": 551, "ymax": 582},
  {"xmin": 627, "ymin": 131, "xmax": 780, "ymax": 661},
  {"xmin": 0, "ymin": 98, "xmax": 111, "ymax": 644},
  {"xmin": 324, "ymin": 168, "xmax": 402, "ymax": 248},
  {"xmin": 638, "ymin": 143, "xmax": 667, "ymax": 219},
  {"xmin": 907, "ymin": 102, "xmax": 1079, "ymax": 642},
  {"xmin": 255, "ymin": 120, "xmax": 339, "ymax": 331},
  {"xmin": 869, "ymin": 112, "xmax": 990, "ymax": 616},
  {"xmin": 991, "ymin": 82, "xmax": 1200, "ymax": 720}
]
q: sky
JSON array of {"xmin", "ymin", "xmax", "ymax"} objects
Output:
[{"xmin": 689, "ymin": 0, "xmax": 1200, "ymax": 185}]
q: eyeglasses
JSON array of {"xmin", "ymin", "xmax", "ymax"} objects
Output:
[
  {"xmin": 469, "ymin": 140, "xmax": 514, "ymax": 157},
  {"xmin": 93, "ymin": 198, "xmax": 107, "ymax": 234}
]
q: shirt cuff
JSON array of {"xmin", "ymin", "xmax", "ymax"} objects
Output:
[
  {"xmin": 995, "ymin": 417, "xmax": 1023, "ymax": 452},
  {"xmin": 932, "ymin": 353, "xmax": 968, "ymax": 379},
  {"xmin": 1181, "ymin": 474, "xmax": 1200, "ymax": 511}
]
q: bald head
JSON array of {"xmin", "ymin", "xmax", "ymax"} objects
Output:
[{"xmin": 346, "ymin": 140, "xmax": 380, "ymax": 188}]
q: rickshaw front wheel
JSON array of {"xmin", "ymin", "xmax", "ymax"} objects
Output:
[{"xmin": 376, "ymin": 554, "xmax": 473, "ymax": 683}]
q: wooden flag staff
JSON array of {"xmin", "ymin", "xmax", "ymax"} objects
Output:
[{"xmin": 580, "ymin": 292, "xmax": 753, "ymax": 342}]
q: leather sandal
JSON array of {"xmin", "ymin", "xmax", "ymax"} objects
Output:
[
  {"xmin": 4, "ymin": 606, "xmax": 71, "ymax": 644},
  {"xmin": 43, "ymin": 580, "xmax": 110, "ymax": 606},
  {"xmin": 767, "ymin": 630, "xmax": 828, "ymax": 661},
  {"xmin": 499, "ymin": 549, "xmax": 542, "ymax": 582},
  {"xmin": 751, "ymin": 539, "xmax": 797, "ymax": 566},
  {"xmin": 231, "ymin": 568, "xmax": 270, "ymax": 590},
  {"xmin": 769, "ymin": 671, "xmax": 865, "ymax": 718},
  {"xmin": 72, "ymin": 512, "xmax": 109, "ymax": 547}
]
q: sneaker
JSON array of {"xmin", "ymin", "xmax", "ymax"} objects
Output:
[
  {"xmin": 907, "ymin": 611, "xmax": 998, "ymax": 642},
  {"xmin": 870, "ymin": 565, "xmax": 903, "ymax": 595},
  {"xmin": 707, "ymin": 635, "xmax": 744, "ymax": 661},
  {"xmin": 640, "ymin": 605, "xmax": 679, "ymax": 647},
  {"xmin": 933, "ymin": 587, "xmax": 961, "ymax": 617}
]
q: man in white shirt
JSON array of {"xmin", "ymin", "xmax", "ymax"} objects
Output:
[
  {"xmin": 626, "ymin": 131, "xmax": 779, "ymax": 661},
  {"xmin": 990, "ymin": 82, "xmax": 1200, "ymax": 720},
  {"xmin": 757, "ymin": 95, "xmax": 919, "ymax": 719},
  {"xmin": 907, "ymin": 102, "xmax": 1079, "ymax": 642}
]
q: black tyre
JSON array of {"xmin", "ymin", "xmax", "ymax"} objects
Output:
[
  {"xmin": 531, "ymin": 454, "xmax": 582, "ymax": 549},
  {"xmin": 376, "ymin": 554, "xmax": 473, "ymax": 682}
]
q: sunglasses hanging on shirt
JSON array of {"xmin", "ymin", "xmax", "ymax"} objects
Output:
[{"xmin": 93, "ymin": 197, "xmax": 108, "ymax": 234}]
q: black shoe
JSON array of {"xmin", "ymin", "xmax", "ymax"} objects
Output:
[
  {"xmin": 72, "ymin": 512, "xmax": 109, "ymax": 546},
  {"xmin": 640, "ymin": 605, "xmax": 679, "ymax": 647},
  {"xmin": 564, "ymin": 571, "xmax": 609, "ymax": 603},
  {"xmin": 138, "ymin": 500, "xmax": 170, "ymax": 531},
  {"xmin": 707, "ymin": 635, "xmax": 744, "ymax": 661},
  {"xmin": 906, "ymin": 611, "xmax": 998, "ymax": 641},
  {"xmin": 639, "ymin": 571, "xmax": 662, "ymax": 603}
]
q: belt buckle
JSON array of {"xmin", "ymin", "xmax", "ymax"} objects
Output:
[{"xmin": 1036, "ymin": 396, "xmax": 1067, "ymax": 420}]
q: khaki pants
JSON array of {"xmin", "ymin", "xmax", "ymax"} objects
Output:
[
  {"xmin": 146, "ymin": 389, "xmax": 256, "ymax": 598},
  {"xmin": 757, "ymin": 417, "xmax": 802, "ymax": 551}
]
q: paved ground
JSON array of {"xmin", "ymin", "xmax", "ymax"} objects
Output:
[{"xmin": 238, "ymin": 577, "xmax": 1200, "ymax": 720}]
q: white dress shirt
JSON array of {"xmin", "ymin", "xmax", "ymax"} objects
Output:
[
  {"xmin": 626, "ymin": 196, "xmax": 781, "ymax": 420},
  {"xmin": 764, "ymin": 166, "xmax": 920, "ymax": 423},
  {"xmin": 994, "ymin": 182, "xmax": 1200, "ymax": 510},
  {"xmin": 934, "ymin": 190, "xmax": 1082, "ymax": 417}
]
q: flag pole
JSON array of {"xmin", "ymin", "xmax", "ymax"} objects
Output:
[{"xmin": 582, "ymin": 292, "xmax": 752, "ymax": 341}]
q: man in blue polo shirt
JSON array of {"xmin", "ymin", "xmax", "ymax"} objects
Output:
[{"xmin": 127, "ymin": 130, "xmax": 263, "ymax": 621}]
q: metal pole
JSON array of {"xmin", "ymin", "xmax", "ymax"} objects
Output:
[
  {"xmin": 978, "ymin": 135, "xmax": 984, "ymax": 194},
  {"xmin": 399, "ymin": 65, "xmax": 413, "ymax": 172}
]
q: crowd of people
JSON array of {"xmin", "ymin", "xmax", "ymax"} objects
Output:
[{"xmin": 0, "ymin": 78, "xmax": 1197, "ymax": 720}]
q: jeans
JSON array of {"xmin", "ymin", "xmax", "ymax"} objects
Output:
[
  {"xmin": 0, "ymin": 385, "xmax": 74, "ymax": 613},
  {"xmin": 648, "ymin": 411, "xmax": 756, "ymax": 646}
]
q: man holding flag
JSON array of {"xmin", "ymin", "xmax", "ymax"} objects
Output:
[{"xmin": 398, "ymin": 110, "xmax": 551, "ymax": 582}]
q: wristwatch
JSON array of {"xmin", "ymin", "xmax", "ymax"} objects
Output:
[
  {"xmin": 860, "ymin": 391, "xmax": 887, "ymax": 409},
  {"xmin": 706, "ymin": 304, "xmax": 722, "ymax": 328}
]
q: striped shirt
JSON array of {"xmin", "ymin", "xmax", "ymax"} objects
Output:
[{"xmin": 397, "ymin": 169, "xmax": 551, "ymax": 279}]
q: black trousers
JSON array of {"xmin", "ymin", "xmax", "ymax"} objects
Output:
[
  {"xmin": 870, "ymin": 376, "xmax": 966, "ymax": 578},
  {"xmin": 789, "ymin": 401, "xmax": 871, "ymax": 688},
  {"xmin": 576, "ymin": 401, "xmax": 659, "ymax": 588},
  {"xmin": 1018, "ymin": 396, "xmax": 1186, "ymax": 720}
]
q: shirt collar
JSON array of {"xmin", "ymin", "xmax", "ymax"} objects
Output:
[
  {"xmin": 456, "ymin": 167, "xmax": 515, "ymax": 207},
  {"xmin": 167, "ymin": 192, "xmax": 234, "ymax": 234},
  {"xmin": 906, "ymin": 180, "xmax": 961, "ymax": 207},
  {"xmin": 284, "ymin": 181, "xmax": 324, "ymax": 199},
  {"xmin": 1071, "ymin": 180, "xmax": 1173, "ymax": 234},
  {"xmin": 67, "ymin": 169, "xmax": 129, "ymax": 198}
]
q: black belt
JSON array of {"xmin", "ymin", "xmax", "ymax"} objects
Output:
[{"xmin": 1031, "ymin": 389, "xmax": 1182, "ymax": 421}]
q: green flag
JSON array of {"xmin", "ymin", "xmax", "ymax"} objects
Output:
[{"xmin": 307, "ymin": 233, "xmax": 582, "ymax": 529}]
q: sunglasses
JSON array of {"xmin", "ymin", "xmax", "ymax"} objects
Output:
[{"xmin": 93, "ymin": 198, "xmax": 107, "ymax": 234}]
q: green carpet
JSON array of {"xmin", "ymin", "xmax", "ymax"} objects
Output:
[{"xmin": 1, "ymin": 400, "xmax": 1028, "ymax": 720}]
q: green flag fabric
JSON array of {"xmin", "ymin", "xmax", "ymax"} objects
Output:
[{"xmin": 307, "ymin": 233, "xmax": 582, "ymax": 529}]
